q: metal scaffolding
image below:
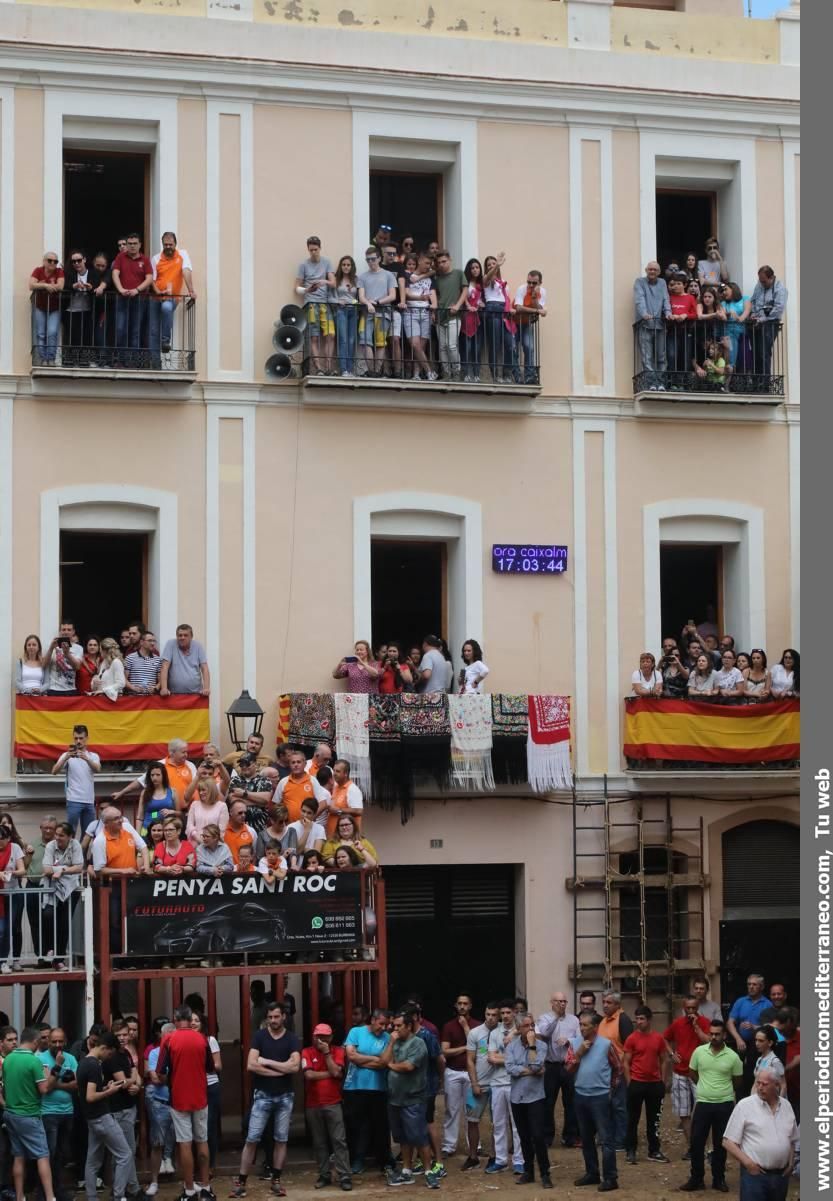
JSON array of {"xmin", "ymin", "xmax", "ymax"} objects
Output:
[{"xmin": 569, "ymin": 779, "xmax": 707, "ymax": 1026}]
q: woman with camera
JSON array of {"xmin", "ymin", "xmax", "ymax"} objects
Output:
[
  {"xmin": 377, "ymin": 642, "xmax": 413, "ymax": 694},
  {"xmin": 333, "ymin": 640, "xmax": 381, "ymax": 693},
  {"xmin": 659, "ymin": 647, "xmax": 689, "ymax": 699}
]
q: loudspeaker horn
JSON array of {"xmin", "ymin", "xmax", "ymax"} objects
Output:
[
  {"xmin": 273, "ymin": 324, "xmax": 304, "ymax": 354},
  {"xmin": 264, "ymin": 352, "xmax": 293, "ymax": 380},
  {"xmin": 279, "ymin": 304, "xmax": 307, "ymax": 332}
]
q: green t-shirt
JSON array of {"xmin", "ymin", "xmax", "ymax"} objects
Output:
[
  {"xmin": 3, "ymin": 1048, "xmax": 46, "ymax": 1115},
  {"xmin": 387, "ymin": 1035, "xmax": 427, "ymax": 1106},
  {"xmin": 37, "ymin": 1050, "xmax": 78, "ymax": 1115},
  {"xmin": 433, "ymin": 269, "xmax": 466, "ymax": 322},
  {"xmin": 689, "ymin": 1043, "xmax": 742, "ymax": 1103}
]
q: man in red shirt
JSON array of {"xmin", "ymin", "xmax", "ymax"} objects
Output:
[
  {"xmin": 111, "ymin": 233, "xmax": 153, "ymax": 369},
  {"xmin": 440, "ymin": 995, "xmax": 478, "ymax": 1157},
  {"xmin": 623, "ymin": 1005, "xmax": 670, "ymax": 1165},
  {"xmin": 666, "ymin": 275, "xmax": 698, "ymax": 381},
  {"xmin": 156, "ymin": 1005, "xmax": 214, "ymax": 1201},
  {"xmin": 302, "ymin": 1024, "xmax": 352, "ymax": 1192},
  {"xmin": 777, "ymin": 1007, "xmax": 800, "ymax": 1120},
  {"xmin": 662, "ymin": 996, "xmax": 710, "ymax": 1154}
]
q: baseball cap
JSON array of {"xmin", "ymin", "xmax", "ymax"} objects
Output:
[
  {"xmin": 313, "ymin": 1023, "xmax": 333, "ymax": 1037},
  {"xmin": 238, "ymin": 752, "xmax": 256, "ymax": 767}
]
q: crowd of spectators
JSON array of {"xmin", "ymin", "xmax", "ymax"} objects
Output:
[
  {"xmin": 634, "ymin": 238, "xmax": 787, "ymax": 392},
  {"xmin": 333, "ymin": 636, "xmax": 489, "ymax": 696},
  {"xmin": 296, "ymin": 232, "xmax": 546, "ymax": 384},
  {"xmin": 631, "ymin": 618, "xmax": 799, "ymax": 704},
  {"xmin": 29, "ymin": 234, "xmax": 196, "ymax": 369},
  {"xmin": 16, "ymin": 621, "xmax": 208, "ymax": 704}
]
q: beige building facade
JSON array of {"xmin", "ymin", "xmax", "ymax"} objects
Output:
[{"xmin": 0, "ymin": 0, "xmax": 800, "ymax": 1023}]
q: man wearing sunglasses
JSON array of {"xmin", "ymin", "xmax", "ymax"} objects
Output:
[
  {"xmin": 64, "ymin": 251, "xmax": 107, "ymax": 368},
  {"xmin": 373, "ymin": 223, "xmax": 393, "ymax": 252},
  {"xmin": 28, "ymin": 253, "xmax": 65, "ymax": 366}
]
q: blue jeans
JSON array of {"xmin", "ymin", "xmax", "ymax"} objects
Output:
[
  {"xmin": 610, "ymin": 1076, "xmax": 627, "ymax": 1146},
  {"xmin": 34, "ymin": 307, "xmax": 61, "ymax": 365},
  {"xmin": 739, "ymin": 1166, "xmax": 790, "ymax": 1201},
  {"xmin": 574, "ymin": 1092, "xmax": 617, "ymax": 1183},
  {"xmin": 149, "ymin": 298, "xmax": 178, "ymax": 353},
  {"xmin": 334, "ymin": 304, "xmax": 357, "ymax": 373},
  {"xmin": 460, "ymin": 326, "xmax": 483, "ymax": 379},
  {"xmin": 66, "ymin": 802, "xmax": 96, "ymax": 840},
  {"xmin": 516, "ymin": 322, "xmax": 539, "ymax": 384},
  {"xmin": 485, "ymin": 302, "xmax": 518, "ymax": 381},
  {"xmin": 114, "ymin": 295, "xmax": 147, "ymax": 366},
  {"xmin": 245, "ymin": 1090, "xmax": 294, "ymax": 1145}
]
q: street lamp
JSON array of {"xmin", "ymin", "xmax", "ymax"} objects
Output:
[{"xmin": 225, "ymin": 690, "xmax": 264, "ymax": 751}]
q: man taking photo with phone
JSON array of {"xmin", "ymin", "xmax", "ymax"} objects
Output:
[{"xmin": 51, "ymin": 726, "xmax": 101, "ymax": 840}]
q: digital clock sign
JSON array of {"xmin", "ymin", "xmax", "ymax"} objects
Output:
[{"xmin": 492, "ymin": 544, "xmax": 568, "ymax": 574}]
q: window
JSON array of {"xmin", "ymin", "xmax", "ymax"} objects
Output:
[
  {"xmin": 63, "ymin": 148, "xmax": 149, "ymax": 264},
  {"xmin": 655, "ymin": 189, "xmax": 716, "ymax": 270},
  {"xmin": 60, "ymin": 531, "xmax": 147, "ymax": 645},
  {"xmin": 370, "ymin": 171, "xmax": 442, "ymax": 252},
  {"xmin": 370, "ymin": 539, "xmax": 445, "ymax": 654},
  {"xmin": 660, "ymin": 544, "xmax": 722, "ymax": 645}
]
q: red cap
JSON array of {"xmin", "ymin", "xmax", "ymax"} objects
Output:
[{"xmin": 313, "ymin": 1023, "xmax": 333, "ymax": 1037}]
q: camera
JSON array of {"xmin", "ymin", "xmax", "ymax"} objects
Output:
[{"xmin": 59, "ymin": 1069, "xmax": 75, "ymax": 1083}]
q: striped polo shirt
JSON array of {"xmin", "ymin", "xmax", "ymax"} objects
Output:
[{"xmin": 125, "ymin": 651, "xmax": 161, "ymax": 688}]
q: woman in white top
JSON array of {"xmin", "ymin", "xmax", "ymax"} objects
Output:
[
  {"xmin": 687, "ymin": 653, "xmax": 717, "ymax": 696},
  {"xmin": 714, "ymin": 649, "xmax": 745, "ymax": 698},
  {"xmin": 744, "ymin": 648, "xmax": 772, "ymax": 701},
  {"xmin": 458, "ymin": 639, "xmax": 490, "ymax": 694},
  {"xmin": 15, "ymin": 635, "xmax": 46, "ymax": 694},
  {"xmin": 400, "ymin": 252, "xmax": 438, "ymax": 381},
  {"xmin": 753, "ymin": 1026, "xmax": 786, "ymax": 1096},
  {"xmin": 91, "ymin": 637, "xmax": 125, "ymax": 701},
  {"xmin": 482, "ymin": 252, "xmax": 517, "ymax": 383},
  {"xmin": 631, "ymin": 652, "xmax": 663, "ymax": 697},
  {"xmin": 771, "ymin": 648, "xmax": 800, "ymax": 697}
]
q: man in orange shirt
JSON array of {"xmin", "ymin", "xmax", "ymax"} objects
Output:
[
  {"xmin": 150, "ymin": 231, "xmax": 195, "ymax": 361},
  {"xmin": 224, "ymin": 801, "xmax": 257, "ymax": 866},
  {"xmin": 89, "ymin": 809, "xmax": 149, "ymax": 953},
  {"xmin": 272, "ymin": 751, "xmax": 330, "ymax": 824},
  {"xmin": 317, "ymin": 760, "xmax": 364, "ymax": 839},
  {"xmin": 598, "ymin": 991, "xmax": 633, "ymax": 1150}
]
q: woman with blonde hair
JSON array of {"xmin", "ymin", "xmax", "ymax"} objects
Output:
[
  {"xmin": 91, "ymin": 637, "xmax": 125, "ymax": 701},
  {"xmin": 185, "ymin": 778, "xmax": 229, "ymax": 847},
  {"xmin": 332, "ymin": 639, "xmax": 380, "ymax": 693}
]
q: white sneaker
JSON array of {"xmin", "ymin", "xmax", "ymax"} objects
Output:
[
  {"xmin": 1, "ymin": 963, "xmax": 11, "ymax": 974},
  {"xmin": 656, "ymin": 384, "xmax": 666, "ymax": 391},
  {"xmin": 145, "ymin": 1185, "xmax": 158, "ymax": 1197},
  {"xmin": 161, "ymin": 1158, "xmax": 175, "ymax": 1176},
  {"xmin": 426, "ymin": 371, "xmax": 438, "ymax": 382}
]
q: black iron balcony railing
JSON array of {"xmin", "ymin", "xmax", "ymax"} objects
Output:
[
  {"xmin": 30, "ymin": 291, "xmax": 196, "ymax": 372},
  {"xmin": 632, "ymin": 318, "xmax": 784, "ymax": 398},
  {"xmin": 268, "ymin": 301, "xmax": 542, "ymax": 386}
]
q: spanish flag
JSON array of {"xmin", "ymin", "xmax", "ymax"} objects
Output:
[
  {"xmin": 623, "ymin": 697, "xmax": 800, "ymax": 764},
  {"xmin": 15, "ymin": 695, "xmax": 210, "ymax": 761}
]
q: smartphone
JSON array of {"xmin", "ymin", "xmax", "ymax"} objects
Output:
[{"xmin": 344, "ymin": 656, "xmax": 358, "ymax": 664}]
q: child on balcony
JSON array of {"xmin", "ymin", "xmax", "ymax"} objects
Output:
[
  {"xmin": 257, "ymin": 841, "xmax": 288, "ymax": 886},
  {"xmin": 694, "ymin": 340, "xmax": 726, "ymax": 392}
]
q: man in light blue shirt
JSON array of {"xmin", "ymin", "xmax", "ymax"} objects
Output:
[
  {"xmin": 567, "ymin": 1012, "xmax": 619, "ymax": 1191},
  {"xmin": 342, "ymin": 1009, "xmax": 392, "ymax": 1175},
  {"xmin": 633, "ymin": 261, "xmax": 671, "ymax": 391},
  {"xmin": 505, "ymin": 1015, "xmax": 551, "ymax": 1188},
  {"xmin": 726, "ymin": 973, "xmax": 773, "ymax": 1096},
  {"xmin": 37, "ymin": 1027, "xmax": 78, "ymax": 1201}
]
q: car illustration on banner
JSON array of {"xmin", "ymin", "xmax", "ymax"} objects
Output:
[{"xmin": 153, "ymin": 901, "xmax": 288, "ymax": 955}]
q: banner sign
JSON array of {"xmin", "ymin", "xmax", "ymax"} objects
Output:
[
  {"xmin": 492, "ymin": 544, "xmax": 568, "ymax": 574},
  {"xmin": 14, "ymin": 694, "xmax": 210, "ymax": 762},
  {"xmin": 623, "ymin": 697, "xmax": 800, "ymax": 764},
  {"xmin": 124, "ymin": 872, "xmax": 363, "ymax": 955}
]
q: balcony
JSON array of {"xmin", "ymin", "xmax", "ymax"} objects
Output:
[
  {"xmin": 623, "ymin": 696, "xmax": 800, "ymax": 796},
  {"xmin": 29, "ymin": 292, "xmax": 197, "ymax": 396},
  {"xmin": 268, "ymin": 303, "xmax": 542, "ymax": 414},
  {"xmin": 632, "ymin": 319, "xmax": 785, "ymax": 408}
]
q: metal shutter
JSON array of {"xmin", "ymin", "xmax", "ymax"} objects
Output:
[{"xmin": 722, "ymin": 820, "xmax": 799, "ymax": 920}]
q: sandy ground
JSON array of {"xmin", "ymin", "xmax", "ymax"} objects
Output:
[{"xmin": 146, "ymin": 1106, "xmax": 799, "ymax": 1201}]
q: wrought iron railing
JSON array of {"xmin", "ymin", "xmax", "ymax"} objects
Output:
[
  {"xmin": 30, "ymin": 291, "xmax": 196, "ymax": 371},
  {"xmin": 268, "ymin": 301, "xmax": 542, "ymax": 386},
  {"xmin": 632, "ymin": 318, "xmax": 784, "ymax": 397}
]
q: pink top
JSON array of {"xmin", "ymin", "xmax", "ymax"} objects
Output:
[
  {"xmin": 335, "ymin": 660, "xmax": 379, "ymax": 694},
  {"xmin": 186, "ymin": 799, "xmax": 229, "ymax": 846}
]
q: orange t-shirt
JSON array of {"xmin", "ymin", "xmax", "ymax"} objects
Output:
[
  {"xmin": 326, "ymin": 782, "xmax": 362, "ymax": 838},
  {"xmin": 164, "ymin": 758, "xmax": 195, "ymax": 805},
  {"xmin": 280, "ymin": 774, "xmax": 317, "ymax": 823},
  {"xmin": 599, "ymin": 1012, "xmax": 626, "ymax": 1056},
  {"xmin": 224, "ymin": 825, "xmax": 255, "ymax": 865},
  {"xmin": 153, "ymin": 250, "xmax": 186, "ymax": 297},
  {"xmin": 105, "ymin": 828, "xmax": 140, "ymax": 870}
]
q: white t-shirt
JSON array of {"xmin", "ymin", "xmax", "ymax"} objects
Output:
[
  {"xmin": 631, "ymin": 669, "xmax": 662, "ymax": 694},
  {"xmin": 462, "ymin": 660, "xmax": 490, "ymax": 693},
  {"xmin": 287, "ymin": 818, "xmax": 327, "ymax": 847},
  {"xmin": 0, "ymin": 843, "xmax": 25, "ymax": 889},
  {"xmin": 770, "ymin": 664, "xmax": 795, "ymax": 696},
  {"xmin": 715, "ymin": 667, "xmax": 744, "ymax": 691},
  {"xmin": 483, "ymin": 280, "xmax": 506, "ymax": 304},
  {"xmin": 59, "ymin": 749, "xmax": 101, "ymax": 806},
  {"xmin": 513, "ymin": 283, "xmax": 548, "ymax": 308},
  {"xmin": 257, "ymin": 855, "xmax": 287, "ymax": 876},
  {"xmin": 688, "ymin": 671, "xmax": 717, "ymax": 694},
  {"xmin": 47, "ymin": 642, "xmax": 83, "ymax": 692},
  {"xmin": 206, "ymin": 1035, "xmax": 220, "ymax": 1086}
]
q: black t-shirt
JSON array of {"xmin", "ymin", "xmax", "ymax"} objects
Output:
[
  {"xmin": 77, "ymin": 1056, "xmax": 110, "ymax": 1121},
  {"xmin": 102, "ymin": 1049, "xmax": 136, "ymax": 1112},
  {"xmin": 251, "ymin": 1028, "xmax": 301, "ymax": 1096}
]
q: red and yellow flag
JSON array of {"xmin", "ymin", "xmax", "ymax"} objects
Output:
[
  {"xmin": 623, "ymin": 697, "xmax": 800, "ymax": 764},
  {"xmin": 15, "ymin": 694, "xmax": 210, "ymax": 761}
]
